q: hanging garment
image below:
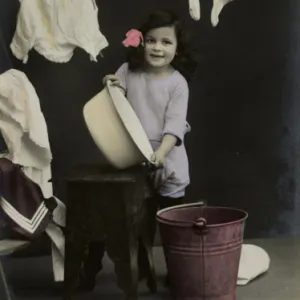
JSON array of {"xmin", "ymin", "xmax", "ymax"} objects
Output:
[
  {"xmin": 211, "ymin": 0, "xmax": 235, "ymax": 27},
  {"xmin": 0, "ymin": 29, "xmax": 13, "ymax": 153},
  {"xmin": 0, "ymin": 70, "xmax": 52, "ymax": 169},
  {"xmin": 189, "ymin": 0, "xmax": 201, "ymax": 21},
  {"xmin": 188, "ymin": 0, "xmax": 235, "ymax": 27},
  {"xmin": 10, "ymin": 0, "xmax": 109, "ymax": 63},
  {"xmin": 0, "ymin": 69, "xmax": 65, "ymax": 281},
  {"xmin": 0, "ymin": 158, "xmax": 57, "ymax": 237}
]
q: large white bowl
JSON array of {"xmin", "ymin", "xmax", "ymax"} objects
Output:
[{"xmin": 83, "ymin": 81, "xmax": 154, "ymax": 169}]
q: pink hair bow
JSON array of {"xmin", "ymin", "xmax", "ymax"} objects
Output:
[{"xmin": 122, "ymin": 29, "xmax": 143, "ymax": 47}]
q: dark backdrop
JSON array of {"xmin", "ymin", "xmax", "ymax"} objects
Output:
[{"xmin": 0, "ymin": 0, "xmax": 300, "ymax": 238}]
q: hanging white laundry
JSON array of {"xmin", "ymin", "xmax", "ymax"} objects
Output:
[
  {"xmin": 211, "ymin": 0, "xmax": 235, "ymax": 27},
  {"xmin": 0, "ymin": 70, "xmax": 52, "ymax": 169},
  {"xmin": 0, "ymin": 69, "xmax": 66, "ymax": 281},
  {"xmin": 10, "ymin": 0, "xmax": 109, "ymax": 63},
  {"xmin": 189, "ymin": 0, "xmax": 201, "ymax": 21}
]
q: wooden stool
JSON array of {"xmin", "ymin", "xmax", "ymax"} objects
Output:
[{"xmin": 63, "ymin": 164, "xmax": 156, "ymax": 300}]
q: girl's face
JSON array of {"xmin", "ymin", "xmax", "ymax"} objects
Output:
[{"xmin": 144, "ymin": 26, "xmax": 178, "ymax": 71}]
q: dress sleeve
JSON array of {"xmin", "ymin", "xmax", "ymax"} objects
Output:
[
  {"xmin": 163, "ymin": 78, "xmax": 189, "ymax": 146},
  {"xmin": 10, "ymin": 2, "xmax": 35, "ymax": 63},
  {"xmin": 115, "ymin": 62, "xmax": 129, "ymax": 91}
]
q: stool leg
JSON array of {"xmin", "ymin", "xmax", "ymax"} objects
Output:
[
  {"xmin": 137, "ymin": 240, "xmax": 148, "ymax": 280},
  {"xmin": 128, "ymin": 232, "xmax": 139, "ymax": 300},
  {"xmin": 105, "ymin": 227, "xmax": 138, "ymax": 300},
  {"xmin": 140, "ymin": 235, "xmax": 157, "ymax": 293},
  {"xmin": 139, "ymin": 196, "xmax": 158, "ymax": 293},
  {"xmin": 157, "ymin": 196, "xmax": 184, "ymax": 287},
  {"xmin": 80, "ymin": 241, "xmax": 105, "ymax": 290},
  {"xmin": 64, "ymin": 182, "xmax": 91, "ymax": 299},
  {"xmin": 63, "ymin": 230, "xmax": 87, "ymax": 300}
]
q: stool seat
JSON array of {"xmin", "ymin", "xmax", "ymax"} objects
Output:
[
  {"xmin": 65, "ymin": 164, "xmax": 140, "ymax": 183},
  {"xmin": 63, "ymin": 164, "xmax": 156, "ymax": 300}
]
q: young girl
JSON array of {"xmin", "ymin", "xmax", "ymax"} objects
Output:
[
  {"xmin": 104, "ymin": 10, "xmax": 197, "ymax": 209},
  {"xmin": 81, "ymin": 10, "xmax": 197, "ymax": 290}
]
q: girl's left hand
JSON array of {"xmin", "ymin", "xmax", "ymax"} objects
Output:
[{"xmin": 151, "ymin": 150, "xmax": 166, "ymax": 168}]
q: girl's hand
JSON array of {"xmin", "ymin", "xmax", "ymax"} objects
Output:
[
  {"xmin": 151, "ymin": 150, "xmax": 166, "ymax": 168},
  {"xmin": 102, "ymin": 74, "xmax": 122, "ymax": 87}
]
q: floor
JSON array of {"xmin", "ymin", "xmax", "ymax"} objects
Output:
[{"xmin": 1, "ymin": 237, "xmax": 300, "ymax": 300}]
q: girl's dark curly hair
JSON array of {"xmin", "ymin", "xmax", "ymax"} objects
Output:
[{"xmin": 126, "ymin": 10, "xmax": 197, "ymax": 82}]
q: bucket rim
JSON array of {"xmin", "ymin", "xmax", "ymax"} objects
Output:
[{"xmin": 156, "ymin": 202, "xmax": 248, "ymax": 228}]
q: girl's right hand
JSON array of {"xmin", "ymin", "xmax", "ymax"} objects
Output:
[{"xmin": 102, "ymin": 74, "xmax": 121, "ymax": 87}]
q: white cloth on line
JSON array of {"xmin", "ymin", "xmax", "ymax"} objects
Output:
[
  {"xmin": 10, "ymin": 0, "xmax": 109, "ymax": 63},
  {"xmin": 188, "ymin": 0, "xmax": 236, "ymax": 27},
  {"xmin": 211, "ymin": 0, "xmax": 235, "ymax": 27},
  {"xmin": 189, "ymin": 0, "xmax": 201, "ymax": 21}
]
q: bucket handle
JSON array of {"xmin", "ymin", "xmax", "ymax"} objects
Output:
[
  {"xmin": 198, "ymin": 199, "xmax": 207, "ymax": 206},
  {"xmin": 193, "ymin": 217, "xmax": 208, "ymax": 235}
]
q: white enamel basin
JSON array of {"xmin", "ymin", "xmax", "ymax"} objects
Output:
[{"xmin": 83, "ymin": 81, "xmax": 154, "ymax": 169}]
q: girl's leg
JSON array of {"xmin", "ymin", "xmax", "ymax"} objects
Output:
[
  {"xmin": 138, "ymin": 196, "xmax": 158, "ymax": 280},
  {"xmin": 138, "ymin": 195, "xmax": 184, "ymax": 284},
  {"xmin": 156, "ymin": 195, "xmax": 184, "ymax": 286},
  {"xmin": 157, "ymin": 196, "xmax": 184, "ymax": 210}
]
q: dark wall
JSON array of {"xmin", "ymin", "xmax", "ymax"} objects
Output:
[
  {"xmin": 0, "ymin": 0, "xmax": 18, "ymax": 73},
  {"xmin": 0, "ymin": 0, "xmax": 300, "ymax": 238}
]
